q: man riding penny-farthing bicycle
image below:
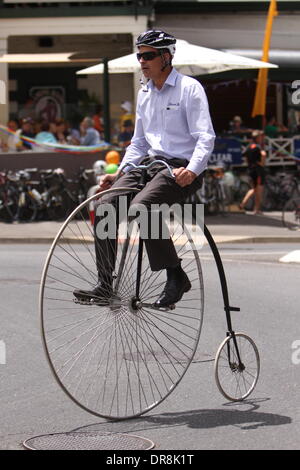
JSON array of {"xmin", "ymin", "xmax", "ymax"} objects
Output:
[
  {"xmin": 40, "ymin": 30, "xmax": 259, "ymax": 420},
  {"xmin": 73, "ymin": 29, "xmax": 216, "ymax": 308}
]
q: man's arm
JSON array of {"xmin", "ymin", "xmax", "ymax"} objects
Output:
[
  {"xmin": 185, "ymin": 82, "xmax": 216, "ymax": 176},
  {"xmin": 100, "ymin": 98, "xmax": 150, "ymax": 190},
  {"xmin": 173, "ymin": 83, "xmax": 215, "ymax": 187},
  {"xmin": 119, "ymin": 97, "xmax": 150, "ymax": 172}
]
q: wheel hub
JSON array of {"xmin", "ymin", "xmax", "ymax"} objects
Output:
[
  {"xmin": 130, "ymin": 296, "xmax": 142, "ymax": 312},
  {"xmin": 109, "ymin": 294, "xmax": 122, "ymax": 310}
]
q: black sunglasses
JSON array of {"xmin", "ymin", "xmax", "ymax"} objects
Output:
[{"xmin": 136, "ymin": 51, "xmax": 161, "ymax": 61}]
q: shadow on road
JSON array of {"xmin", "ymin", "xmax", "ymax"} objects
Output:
[{"xmin": 71, "ymin": 399, "xmax": 291, "ymax": 434}]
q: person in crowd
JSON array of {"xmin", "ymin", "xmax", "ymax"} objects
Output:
[
  {"xmin": 35, "ymin": 120, "xmax": 57, "ymax": 144},
  {"xmin": 54, "ymin": 118, "xmax": 68, "ymax": 144},
  {"xmin": 80, "ymin": 116, "xmax": 102, "ymax": 146},
  {"xmin": 239, "ymin": 130, "xmax": 266, "ymax": 215},
  {"xmin": 19, "ymin": 117, "xmax": 36, "ymax": 150},
  {"xmin": 66, "ymin": 120, "xmax": 81, "ymax": 145},
  {"xmin": 92, "ymin": 105, "xmax": 104, "ymax": 139},
  {"xmin": 228, "ymin": 115, "xmax": 252, "ymax": 136},
  {"xmin": 264, "ymin": 115, "xmax": 288, "ymax": 138},
  {"xmin": 5, "ymin": 119, "xmax": 22, "ymax": 152},
  {"xmin": 119, "ymin": 101, "xmax": 135, "ymax": 133},
  {"xmin": 118, "ymin": 119, "xmax": 134, "ymax": 148}
]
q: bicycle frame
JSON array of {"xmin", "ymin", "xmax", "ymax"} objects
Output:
[
  {"xmin": 114, "ymin": 161, "xmax": 244, "ymax": 367},
  {"xmin": 204, "ymin": 224, "xmax": 244, "ymax": 368}
]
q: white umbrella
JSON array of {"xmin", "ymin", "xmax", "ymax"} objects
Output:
[{"xmin": 76, "ymin": 39, "xmax": 278, "ymax": 76}]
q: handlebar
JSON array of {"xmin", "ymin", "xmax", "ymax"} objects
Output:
[{"xmin": 119, "ymin": 159, "xmax": 176, "ymax": 179}]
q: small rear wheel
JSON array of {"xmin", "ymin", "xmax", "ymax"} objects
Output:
[{"xmin": 214, "ymin": 332, "xmax": 260, "ymax": 402}]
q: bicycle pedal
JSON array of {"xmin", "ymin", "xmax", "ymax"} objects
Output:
[
  {"xmin": 153, "ymin": 303, "xmax": 176, "ymax": 311},
  {"xmin": 90, "ymin": 298, "xmax": 110, "ymax": 306},
  {"xmin": 73, "ymin": 297, "xmax": 94, "ymax": 306}
]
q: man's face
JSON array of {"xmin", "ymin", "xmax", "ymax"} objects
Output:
[{"xmin": 137, "ymin": 46, "xmax": 169, "ymax": 80}]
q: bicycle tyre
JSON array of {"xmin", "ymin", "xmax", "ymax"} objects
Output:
[
  {"xmin": 40, "ymin": 187, "xmax": 204, "ymax": 419},
  {"xmin": 16, "ymin": 192, "xmax": 38, "ymax": 222},
  {"xmin": 0, "ymin": 184, "xmax": 18, "ymax": 222},
  {"xmin": 214, "ymin": 332, "xmax": 260, "ymax": 402}
]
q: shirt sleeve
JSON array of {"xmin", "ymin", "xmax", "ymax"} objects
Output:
[
  {"xmin": 119, "ymin": 92, "xmax": 150, "ymax": 172},
  {"xmin": 185, "ymin": 83, "xmax": 215, "ymax": 176}
]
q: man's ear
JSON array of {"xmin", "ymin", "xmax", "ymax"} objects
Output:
[{"xmin": 163, "ymin": 51, "xmax": 172, "ymax": 66}]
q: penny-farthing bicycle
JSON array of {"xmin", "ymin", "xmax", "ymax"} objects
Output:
[{"xmin": 39, "ymin": 160, "xmax": 260, "ymax": 420}]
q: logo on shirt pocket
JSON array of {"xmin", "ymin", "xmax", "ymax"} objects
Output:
[{"xmin": 166, "ymin": 102, "xmax": 180, "ymax": 110}]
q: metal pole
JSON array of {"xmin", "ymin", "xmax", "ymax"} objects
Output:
[{"xmin": 103, "ymin": 57, "xmax": 110, "ymax": 143}]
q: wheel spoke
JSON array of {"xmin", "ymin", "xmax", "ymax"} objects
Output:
[{"xmin": 40, "ymin": 188, "xmax": 204, "ymax": 418}]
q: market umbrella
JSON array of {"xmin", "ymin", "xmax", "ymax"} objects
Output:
[{"xmin": 76, "ymin": 39, "xmax": 278, "ymax": 76}]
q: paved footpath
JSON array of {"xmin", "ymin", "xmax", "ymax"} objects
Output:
[{"xmin": 0, "ymin": 211, "xmax": 299, "ymax": 244}]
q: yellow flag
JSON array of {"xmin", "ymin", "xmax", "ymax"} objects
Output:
[{"xmin": 251, "ymin": 0, "xmax": 278, "ymax": 118}]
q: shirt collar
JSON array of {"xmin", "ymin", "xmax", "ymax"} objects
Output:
[
  {"xmin": 165, "ymin": 67, "xmax": 178, "ymax": 87},
  {"xmin": 148, "ymin": 67, "xmax": 178, "ymax": 91}
]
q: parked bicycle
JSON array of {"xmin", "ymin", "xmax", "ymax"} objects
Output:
[
  {"xmin": 262, "ymin": 170, "xmax": 300, "ymax": 211},
  {"xmin": 188, "ymin": 167, "xmax": 230, "ymax": 216},
  {"xmin": 0, "ymin": 170, "xmax": 19, "ymax": 222},
  {"xmin": 0, "ymin": 167, "xmax": 96, "ymax": 223},
  {"xmin": 14, "ymin": 169, "xmax": 42, "ymax": 222},
  {"xmin": 282, "ymin": 196, "xmax": 300, "ymax": 230}
]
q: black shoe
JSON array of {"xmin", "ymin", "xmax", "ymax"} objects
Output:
[
  {"xmin": 154, "ymin": 265, "xmax": 191, "ymax": 308},
  {"xmin": 73, "ymin": 280, "xmax": 112, "ymax": 304}
]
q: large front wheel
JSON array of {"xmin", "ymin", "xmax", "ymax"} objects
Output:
[{"xmin": 40, "ymin": 188, "xmax": 204, "ymax": 419}]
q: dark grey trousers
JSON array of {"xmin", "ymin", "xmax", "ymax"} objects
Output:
[{"xmin": 94, "ymin": 156, "xmax": 203, "ymax": 273}]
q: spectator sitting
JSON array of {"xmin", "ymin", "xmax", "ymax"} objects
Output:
[
  {"xmin": 20, "ymin": 117, "xmax": 36, "ymax": 149},
  {"xmin": 80, "ymin": 117, "xmax": 101, "ymax": 146},
  {"xmin": 119, "ymin": 101, "xmax": 135, "ymax": 133},
  {"xmin": 118, "ymin": 119, "xmax": 134, "ymax": 148},
  {"xmin": 66, "ymin": 121, "xmax": 81, "ymax": 145},
  {"xmin": 6, "ymin": 119, "xmax": 22, "ymax": 152},
  {"xmin": 55, "ymin": 118, "xmax": 68, "ymax": 144},
  {"xmin": 228, "ymin": 115, "xmax": 252, "ymax": 136},
  {"xmin": 35, "ymin": 120, "xmax": 57, "ymax": 145},
  {"xmin": 92, "ymin": 105, "xmax": 104, "ymax": 139},
  {"xmin": 264, "ymin": 116, "xmax": 288, "ymax": 138}
]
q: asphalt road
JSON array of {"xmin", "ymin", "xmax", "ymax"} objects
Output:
[{"xmin": 0, "ymin": 243, "xmax": 299, "ymax": 450}]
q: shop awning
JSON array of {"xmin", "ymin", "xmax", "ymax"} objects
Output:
[
  {"xmin": 224, "ymin": 49, "xmax": 300, "ymax": 69},
  {"xmin": 77, "ymin": 40, "xmax": 278, "ymax": 76},
  {"xmin": 0, "ymin": 53, "xmax": 100, "ymax": 63}
]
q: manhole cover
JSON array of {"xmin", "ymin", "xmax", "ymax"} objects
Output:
[{"xmin": 23, "ymin": 431, "xmax": 155, "ymax": 450}]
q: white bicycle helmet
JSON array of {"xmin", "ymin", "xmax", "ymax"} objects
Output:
[{"xmin": 136, "ymin": 30, "xmax": 176, "ymax": 57}]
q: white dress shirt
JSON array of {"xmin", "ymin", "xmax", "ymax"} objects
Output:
[{"xmin": 121, "ymin": 67, "xmax": 215, "ymax": 176}]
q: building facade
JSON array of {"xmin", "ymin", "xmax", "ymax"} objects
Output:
[{"xmin": 0, "ymin": 0, "xmax": 300, "ymax": 135}]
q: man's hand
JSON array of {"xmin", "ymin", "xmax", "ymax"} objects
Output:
[
  {"xmin": 99, "ymin": 173, "xmax": 117, "ymax": 191},
  {"xmin": 172, "ymin": 167, "xmax": 197, "ymax": 187},
  {"xmin": 98, "ymin": 170, "xmax": 124, "ymax": 191}
]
